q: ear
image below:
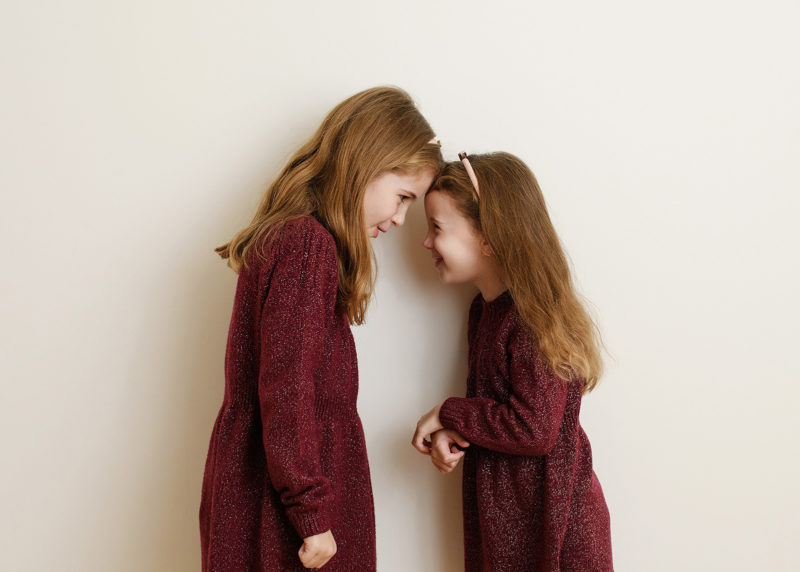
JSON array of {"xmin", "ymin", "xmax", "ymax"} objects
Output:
[{"xmin": 479, "ymin": 236, "xmax": 494, "ymax": 257}]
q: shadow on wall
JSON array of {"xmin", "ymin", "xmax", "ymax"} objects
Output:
[
  {"xmin": 115, "ymin": 182, "xmax": 249, "ymax": 570},
  {"xmin": 148, "ymin": 235, "xmax": 237, "ymax": 571}
]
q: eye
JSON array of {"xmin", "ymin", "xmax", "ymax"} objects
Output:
[{"xmin": 399, "ymin": 195, "xmax": 410, "ymax": 203}]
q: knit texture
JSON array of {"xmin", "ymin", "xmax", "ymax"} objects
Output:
[
  {"xmin": 439, "ymin": 291, "xmax": 613, "ymax": 572},
  {"xmin": 199, "ymin": 217, "xmax": 376, "ymax": 571}
]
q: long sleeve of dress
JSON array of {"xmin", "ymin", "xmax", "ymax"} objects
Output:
[
  {"xmin": 258, "ymin": 222, "xmax": 336, "ymax": 539},
  {"xmin": 439, "ymin": 322, "xmax": 570, "ymax": 457}
]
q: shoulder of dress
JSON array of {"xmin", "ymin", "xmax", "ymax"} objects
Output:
[
  {"xmin": 503, "ymin": 303, "xmax": 535, "ymax": 346},
  {"xmin": 277, "ymin": 216, "xmax": 337, "ymax": 255}
]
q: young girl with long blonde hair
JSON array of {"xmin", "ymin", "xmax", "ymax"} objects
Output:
[
  {"xmin": 200, "ymin": 86, "xmax": 442, "ymax": 571},
  {"xmin": 412, "ymin": 152, "xmax": 612, "ymax": 571}
]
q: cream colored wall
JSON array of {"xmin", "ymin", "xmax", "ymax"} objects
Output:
[{"xmin": 2, "ymin": 1, "xmax": 799, "ymax": 570}]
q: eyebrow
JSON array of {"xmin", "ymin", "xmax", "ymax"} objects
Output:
[{"xmin": 429, "ymin": 217, "xmax": 443, "ymax": 225}]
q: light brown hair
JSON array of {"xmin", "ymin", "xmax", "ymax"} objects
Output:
[
  {"xmin": 216, "ymin": 87, "xmax": 443, "ymax": 324},
  {"xmin": 430, "ymin": 152, "xmax": 604, "ymax": 391}
]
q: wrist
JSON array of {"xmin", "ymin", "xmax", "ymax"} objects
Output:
[{"xmin": 435, "ymin": 402, "xmax": 444, "ymax": 428}]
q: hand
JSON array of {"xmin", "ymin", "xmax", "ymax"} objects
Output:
[
  {"xmin": 412, "ymin": 402, "xmax": 445, "ymax": 455},
  {"xmin": 298, "ymin": 529, "xmax": 337, "ymax": 569},
  {"xmin": 430, "ymin": 429, "xmax": 470, "ymax": 474}
]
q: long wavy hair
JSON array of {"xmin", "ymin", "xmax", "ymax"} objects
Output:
[
  {"xmin": 216, "ymin": 87, "xmax": 443, "ymax": 324},
  {"xmin": 430, "ymin": 152, "xmax": 604, "ymax": 391}
]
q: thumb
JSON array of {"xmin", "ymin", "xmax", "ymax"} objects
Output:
[
  {"xmin": 454, "ymin": 435, "xmax": 471, "ymax": 448},
  {"xmin": 449, "ymin": 443, "xmax": 467, "ymax": 455}
]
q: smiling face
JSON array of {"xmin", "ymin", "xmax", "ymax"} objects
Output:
[
  {"xmin": 423, "ymin": 190, "xmax": 499, "ymax": 286},
  {"xmin": 363, "ymin": 169, "xmax": 435, "ymax": 238}
]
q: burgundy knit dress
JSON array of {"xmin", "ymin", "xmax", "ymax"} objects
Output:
[
  {"xmin": 439, "ymin": 291, "xmax": 613, "ymax": 572},
  {"xmin": 199, "ymin": 217, "xmax": 376, "ymax": 571}
]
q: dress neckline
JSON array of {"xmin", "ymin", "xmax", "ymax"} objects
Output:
[{"xmin": 479, "ymin": 289, "xmax": 512, "ymax": 310}]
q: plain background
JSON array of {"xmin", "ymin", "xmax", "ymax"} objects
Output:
[{"xmin": 2, "ymin": 1, "xmax": 799, "ymax": 570}]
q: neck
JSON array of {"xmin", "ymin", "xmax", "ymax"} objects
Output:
[{"xmin": 474, "ymin": 265, "xmax": 507, "ymax": 302}]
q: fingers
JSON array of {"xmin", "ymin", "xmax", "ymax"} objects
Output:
[
  {"xmin": 431, "ymin": 448, "xmax": 464, "ymax": 473},
  {"xmin": 411, "ymin": 428, "xmax": 432, "ymax": 455},
  {"xmin": 439, "ymin": 429, "xmax": 470, "ymax": 449},
  {"xmin": 412, "ymin": 405, "xmax": 449, "ymax": 454},
  {"xmin": 435, "ymin": 429, "xmax": 471, "ymax": 449},
  {"xmin": 431, "ymin": 437, "xmax": 464, "ymax": 462},
  {"xmin": 432, "ymin": 439, "xmax": 465, "ymax": 463},
  {"xmin": 451, "ymin": 433, "xmax": 471, "ymax": 448},
  {"xmin": 431, "ymin": 455, "xmax": 459, "ymax": 474},
  {"xmin": 435, "ymin": 448, "xmax": 464, "ymax": 465},
  {"xmin": 298, "ymin": 532, "xmax": 336, "ymax": 569},
  {"xmin": 299, "ymin": 545, "xmax": 334, "ymax": 569},
  {"xmin": 298, "ymin": 544, "xmax": 317, "ymax": 569}
]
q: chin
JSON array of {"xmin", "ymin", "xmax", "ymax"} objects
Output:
[
  {"xmin": 439, "ymin": 268, "xmax": 473, "ymax": 286},
  {"xmin": 436, "ymin": 270, "xmax": 457, "ymax": 284}
]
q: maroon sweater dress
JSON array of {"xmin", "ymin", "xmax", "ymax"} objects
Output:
[
  {"xmin": 439, "ymin": 291, "xmax": 613, "ymax": 572},
  {"xmin": 199, "ymin": 217, "xmax": 376, "ymax": 571}
]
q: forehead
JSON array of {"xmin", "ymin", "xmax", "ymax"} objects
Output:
[
  {"xmin": 378, "ymin": 169, "xmax": 435, "ymax": 194},
  {"xmin": 397, "ymin": 168, "xmax": 436, "ymax": 191},
  {"xmin": 424, "ymin": 190, "xmax": 459, "ymax": 216}
]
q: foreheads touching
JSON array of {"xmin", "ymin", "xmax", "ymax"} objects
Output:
[{"xmin": 363, "ymin": 167, "xmax": 437, "ymax": 239}]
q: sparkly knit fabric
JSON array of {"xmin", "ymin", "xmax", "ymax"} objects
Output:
[
  {"xmin": 199, "ymin": 217, "xmax": 376, "ymax": 571},
  {"xmin": 439, "ymin": 291, "xmax": 613, "ymax": 572}
]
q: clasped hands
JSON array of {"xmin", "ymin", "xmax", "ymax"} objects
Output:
[{"xmin": 411, "ymin": 402, "xmax": 470, "ymax": 474}]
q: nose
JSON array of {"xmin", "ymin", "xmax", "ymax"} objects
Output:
[
  {"xmin": 390, "ymin": 203, "xmax": 409, "ymax": 227},
  {"xmin": 422, "ymin": 233, "xmax": 432, "ymax": 249}
]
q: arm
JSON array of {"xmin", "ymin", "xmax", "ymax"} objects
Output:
[
  {"xmin": 438, "ymin": 325, "xmax": 570, "ymax": 456},
  {"xmin": 258, "ymin": 221, "xmax": 336, "ymax": 539}
]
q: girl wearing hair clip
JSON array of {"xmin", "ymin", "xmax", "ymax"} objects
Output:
[
  {"xmin": 412, "ymin": 152, "xmax": 613, "ymax": 570},
  {"xmin": 200, "ymin": 86, "xmax": 442, "ymax": 571}
]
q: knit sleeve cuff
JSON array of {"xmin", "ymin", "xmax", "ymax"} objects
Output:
[
  {"xmin": 439, "ymin": 397, "xmax": 468, "ymax": 432},
  {"xmin": 287, "ymin": 508, "xmax": 332, "ymax": 540}
]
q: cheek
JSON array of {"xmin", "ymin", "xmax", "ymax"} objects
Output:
[
  {"xmin": 437, "ymin": 236, "xmax": 465, "ymax": 262},
  {"xmin": 438, "ymin": 235, "xmax": 483, "ymax": 272},
  {"xmin": 362, "ymin": 193, "xmax": 376, "ymax": 221},
  {"xmin": 379, "ymin": 196, "xmax": 399, "ymax": 220},
  {"xmin": 365, "ymin": 195, "xmax": 394, "ymax": 224}
]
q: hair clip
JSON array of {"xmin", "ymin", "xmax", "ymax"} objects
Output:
[
  {"xmin": 458, "ymin": 152, "xmax": 480, "ymax": 195},
  {"xmin": 428, "ymin": 137, "xmax": 441, "ymax": 146}
]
